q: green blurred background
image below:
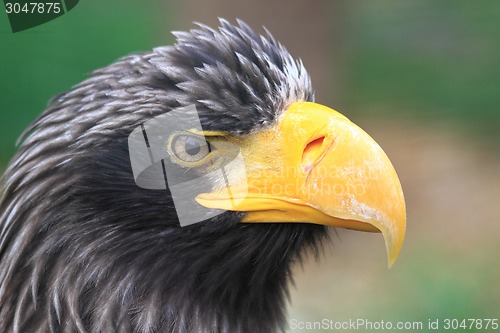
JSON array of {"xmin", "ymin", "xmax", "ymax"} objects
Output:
[{"xmin": 1, "ymin": 1, "xmax": 499, "ymax": 332}]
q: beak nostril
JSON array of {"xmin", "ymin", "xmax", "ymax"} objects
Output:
[
  {"xmin": 303, "ymin": 136, "xmax": 325, "ymax": 157},
  {"xmin": 301, "ymin": 136, "xmax": 326, "ymax": 172}
]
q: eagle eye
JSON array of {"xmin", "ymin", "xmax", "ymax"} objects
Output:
[{"xmin": 172, "ymin": 134, "xmax": 212, "ymax": 163}]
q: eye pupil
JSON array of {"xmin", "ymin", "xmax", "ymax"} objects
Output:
[{"xmin": 185, "ymin": 137, "xmax": 201, "ymax": 156}]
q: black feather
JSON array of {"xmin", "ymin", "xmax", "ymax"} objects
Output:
[{"xmin": 0, "ymin": 19, "xmax": 324, "ymax": 332}]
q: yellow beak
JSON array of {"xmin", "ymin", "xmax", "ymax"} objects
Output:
[{"xmin": 196, "ymin": 102, "xmax": 406, "ymax": 267}]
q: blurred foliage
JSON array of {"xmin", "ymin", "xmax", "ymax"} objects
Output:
[
  {"xmin": 345, "ymin": 1, "xmax": 500, "ymax": 141},
  {"xmin": 0, "ymin": 0, "xmax": 173, "ymax": 169}
]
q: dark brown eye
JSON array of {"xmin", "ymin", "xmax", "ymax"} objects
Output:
[{"xmin": 172, "ymin": 135, "xmax": 211, "ymax": 162}]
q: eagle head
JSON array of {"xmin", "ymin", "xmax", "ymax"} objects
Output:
[{"xmin": 0, "ymin": 19, "xmax": 405, "ymax": 332}]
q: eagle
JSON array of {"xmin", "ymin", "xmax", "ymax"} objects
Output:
[{"xmin": 0, "ymin": 19, "xmax": 405, "ymax": 332}]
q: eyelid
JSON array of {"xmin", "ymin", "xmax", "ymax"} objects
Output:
[{"xmin": 187, "ymin": 129, "xmax": 227, "ymax": 137}]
